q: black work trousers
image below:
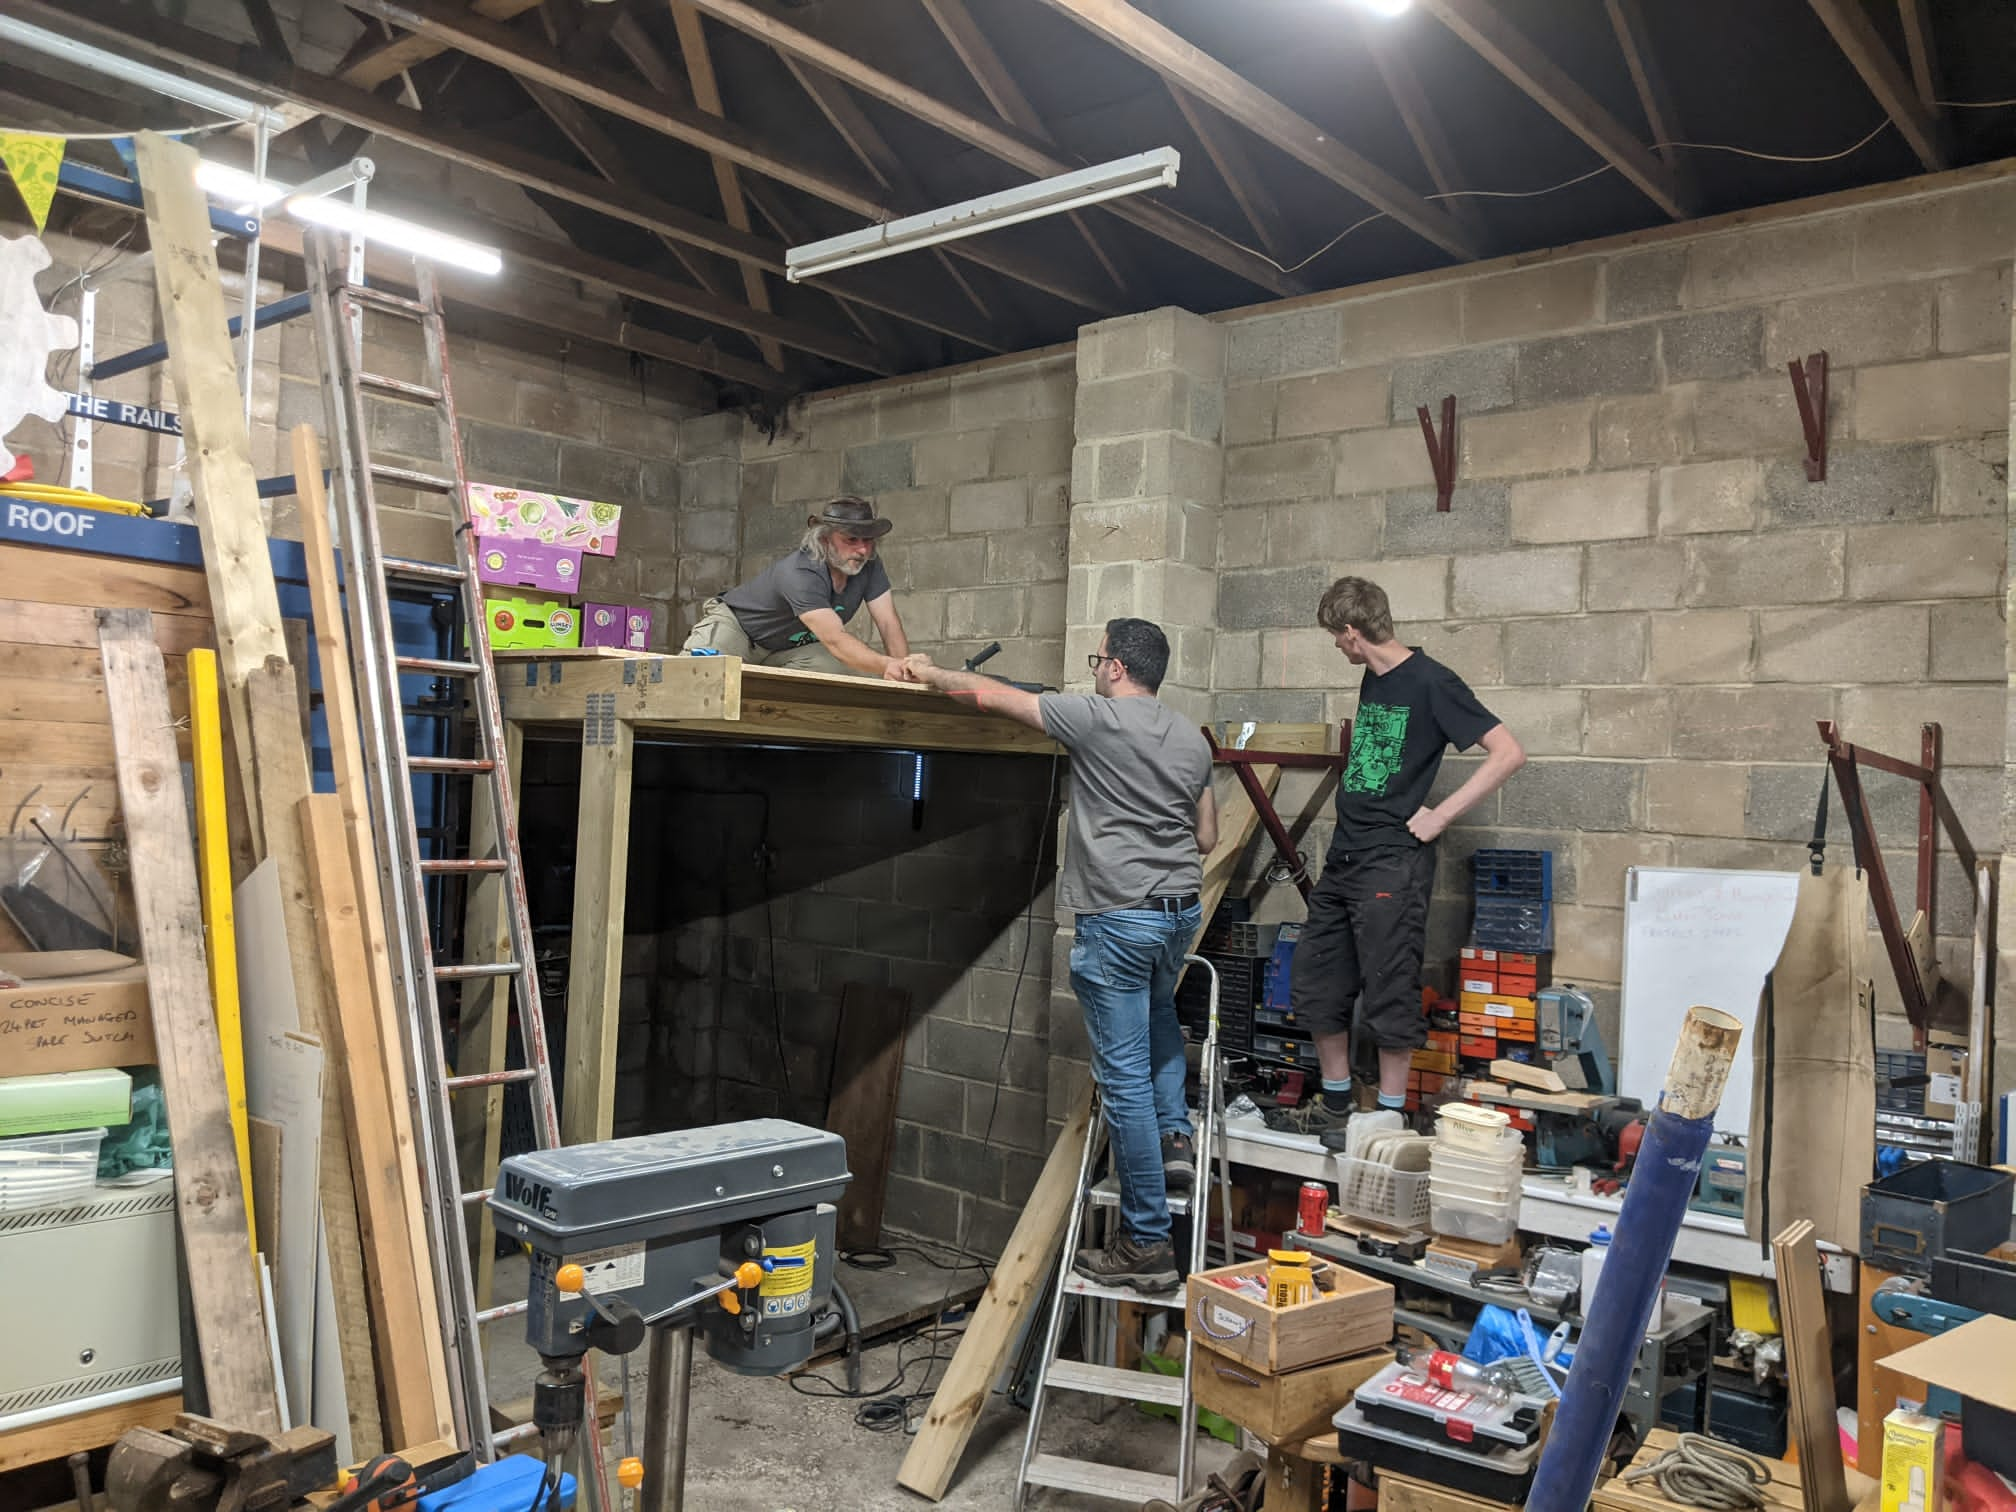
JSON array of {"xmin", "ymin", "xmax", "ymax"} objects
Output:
[{"xmin": 1288, "ymin": 841, "xmax": 1437, "ymax": 1052}]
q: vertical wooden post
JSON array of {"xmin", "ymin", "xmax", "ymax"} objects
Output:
[
  {"xmin": 459, "ymin": 720, "xmax": 525, "ymax": 1316},
  {"xmin": 563, "ymin": 711, "xmax": 635, "ymax": 1146}
]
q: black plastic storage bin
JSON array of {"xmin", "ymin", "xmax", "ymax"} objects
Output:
[{"xmin": 1860, "ymin": 1160, "xmax": 2015, "ymax": 1277}]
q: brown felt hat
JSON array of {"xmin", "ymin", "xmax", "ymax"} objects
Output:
[{"xmin": 808, "ymin": 495, "xmax": 894, "ymax": 538}]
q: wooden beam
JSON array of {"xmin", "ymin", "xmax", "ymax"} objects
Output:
[
  {"xmin": 1163, "ymin": 80, "xmax": 1295, "ymax": 263},
  {"xmin": 1806, "ymin": 0, "xmax": 1946, "ymax": 171},
  {"xmin": 1897, "ymin": 0, "xmax": 1941, "ymax": 111},
  {"xmin": 353, "ymin": 0, "xmax": 888, "ymax": 219},
  {"xmin": 342, "ymin": 0, "xmax": 544, "ymax": 88},
  {"xmin": 1359, "ymin": 20, "xmax": 1489, "ymax": 244},
  {"xmin": 1773, "ymin": 1219, "xmax": 1852, "ymax": 1512},
  {"xmin": 1030, "ymin": 0, "xmax": 1478, "ymax": 260},
  {"xmin": 0, "ymin": 1391, "xmax": 180, "ymax": 1476},
  {"xmin": 299, "ymin": 793, "xmax": 453, "ymax": 1446},
  {"xmin": 667, "ymin": 0, "xmax": 786, "ymax": 370},
  {"xmin": 1419, "ymin": 0, "xmax": 1689, "ymax": 219},
  {"xmin": 517, "ymin": 76, "xmax": 738, "ymax": 304},
  {"xmin": 1603, "ymin": 0, "xmax": 1697, "ymax": 205},
  {"xmin": 293, "ymin": 428, "xmax": 454, "ymax": 1437},
  {"xmin": 739, "ymin": 178, "xmax": 934, "ymax": 363},
  {"xmin": 683, "ymin": 0, "xmax": 1310, "ymax": 296},
  {"xmin": 457, "ymin": 722, "xmax": 523, "ymax": 1321},
  {"xmin": 99, "ymin": 608, "xmax": 281, "ymax": 1436},
  {"xmin": 562, "ymin": 714, "xmax": 634, "ymax": 1146},
  {"xmin": 919, "ymin": 0, "xmax": 1133, "ymax": 293},
  {"xmin": 897, "ymin": 1094, "xmax": 1092, "ymax": 1501}
]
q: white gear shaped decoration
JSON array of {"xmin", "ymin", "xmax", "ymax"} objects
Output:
[{"xmin": 0, "ymin": 234, "xmax": 81, "ymax": 477}]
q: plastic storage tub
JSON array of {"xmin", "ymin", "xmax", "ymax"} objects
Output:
[
  {"xmin": 1436, "ymin": 1104, "xmax": 1512, "ymax": 1153},
  {"xmin": 1430, "ymin": 1146, "xmax": 1526, "ymax": 1192},
  {"xmin": 1430, "ymin": 1193, "xmax": 1520, "ymax": 1245},
  {"xmin": 0, "ymin": 1127, "xmax": 105, "ymax": 1213},
  {"xmin": 1336, "ymin": 1157, "xmax": 1433, "ymax": 1231}
]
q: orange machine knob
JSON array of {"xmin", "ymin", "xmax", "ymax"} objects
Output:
[
  {"xmin": 734, "ymin": 1261, "xmax": 765, "ymax": 1289},
  {"xmin": 555, "ymin": 1263, "xmax": 586, "ymax": 1294},
  {"xmin": 616, "ymin": 1458, "xmax": 644, "ymax": 1489}
]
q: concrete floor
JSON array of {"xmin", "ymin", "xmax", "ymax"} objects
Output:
[{"xmin": 484, "ymin": 1253, "xmax": 1241, "ymax": 1511}]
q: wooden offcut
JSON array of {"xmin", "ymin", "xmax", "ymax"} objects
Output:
[
  {"xmin": 97, "ymin": 607, "xmax": 280, "ymax": 1435},
  {"xmin": 1772, "ymin": 1219, "xmax": 1851, "ymax": 1512},
  {"xmin": 293, "ymin": 426, "xmax": 453, "ymax": 1422},
  {"xmin": 826, "ymin": 983, "xmax": 911, "ymax": 1251},
  {"xmin": 562, "ymin": 712, "xmax": 635, "ymax": 1146},
  {"xmin": 299, "ymin": 794, "xmax": 454, "ymax": 1445},
  {"xmin": 1490, "ymin": 1059, "xmax": 1566, "ymax": 1093}
]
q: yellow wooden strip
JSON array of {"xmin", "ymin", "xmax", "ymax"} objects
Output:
[{"xmin": 188, "ymin": 648, "xmax": 252, "ymax": 1250}]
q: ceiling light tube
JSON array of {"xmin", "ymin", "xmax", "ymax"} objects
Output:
[
  {"xmin": 786, "ymin": 146, "xmax": 1181, "ymax": 282},
  {"xmin": 0, "ymin": 17, "xmax": 287, "ymax": 130},
  {"xmin": 196, "ymin": 158, "xmax": 503, "ymax": 276}
]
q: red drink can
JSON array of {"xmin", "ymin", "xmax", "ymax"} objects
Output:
[{"xmin": 1297, "ymin": 1180, "xmax": 1329, "ymax": 1237}]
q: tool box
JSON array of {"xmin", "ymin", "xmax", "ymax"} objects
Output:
[
  {"xmin": 1334, "ymin": 1397, "xmax": 1543, "ymax": 1503},
  {"xmin": 1350, "ymin": 1359, "xmax": 1548, "ymax": 1449}
]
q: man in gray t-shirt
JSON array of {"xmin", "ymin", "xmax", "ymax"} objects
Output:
[
  {"xmin": 907, "ymin": 618, "xmax": 1216, "ymax": 1294},
  {"xmin": 682, "ymin": 496, "xmax": 920, "ymax": 680}
]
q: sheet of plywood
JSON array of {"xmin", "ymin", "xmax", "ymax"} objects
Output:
[
  {"xmin": 1773, "ymin": 1219, "xmax": 1849, "ymax": 1512},
  {"xmin": 243, "ymin": 1027, "xmax": 323, "ymax": 1428}
]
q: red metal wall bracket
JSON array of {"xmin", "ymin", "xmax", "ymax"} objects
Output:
[
  {"xmin": 1788, "ymin": 351, "xmax": 1828, "ymax": 482},
  {"xmin": 1416, "ymin": 394, "xmax": 1457, "ymax": 511},
  {"xmin": 1203, "ymin": 721, "xmax": 1351, "ymax": 902}
]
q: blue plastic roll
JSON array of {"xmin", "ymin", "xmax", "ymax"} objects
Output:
[{"xmin": 1526, "ymin": 1106, "xmax": 1716, "ymax": 1512}]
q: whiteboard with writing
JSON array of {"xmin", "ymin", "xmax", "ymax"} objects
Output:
[{"xmin": 1619, "ymin": 867, "xmax": 1800, "ymax": 1136}]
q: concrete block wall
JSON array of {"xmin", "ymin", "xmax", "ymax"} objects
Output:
[
  {"xmin": 733, "ymin": 353, "xmax": 1076, "ymax": 686},
  {"xmin": 1211, "ymin": 173, "xmax": 2014, "ymax": 1071}
]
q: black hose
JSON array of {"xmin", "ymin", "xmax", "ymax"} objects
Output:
[{"xmin": 829, "ymin": 1276, "xmax": 863, "ymax": 1395}]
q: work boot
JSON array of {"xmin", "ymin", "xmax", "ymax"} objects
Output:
[
  {"xmin": 1073, "ymin": 1234, "xmax": 1180, "ymax": 1293},
  {"xmin": 1262, "ymin": 1095, "xmax": 1352, "ymax": 1138},
  {"xmin": 1162, "ymin": 1131, "xmax": 1196, "ymax": 1190}
]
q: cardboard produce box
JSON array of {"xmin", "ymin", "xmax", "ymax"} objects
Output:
[
  {"xmin": 0, "ymin": 965, "xmax": 154, "ymax": 1075},
  {"xmin": 1187, "ymin": 1259, "xmax": 1393, "ymax": 1374},
  {"xmin": 1194, "ymin": 1345, "xmax": 1393, "ymax": 1445}
]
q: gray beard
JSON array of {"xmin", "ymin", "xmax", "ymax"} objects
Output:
[{"xmin": 828, "ymin": 553, "xmax": 868, "ymax": 576}]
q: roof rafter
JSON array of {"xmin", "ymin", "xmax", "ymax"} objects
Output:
[
  {"xmin": 1419, "ymin": 0, "xmax": 1690, "ymax": 220},
  {"xmin": 1356, "ymin": 19, "xmax": 1488, "ymax": 246},
  {"xmin": 1806, "ymin": 0, "xmax": 1946, "ymax": 170},
  {"xmin": 18, "ymin": 0, "xmax": 1006, "ymax": 354},
  {"xmin": 1032, "ymin": 0, "xmax": 1480, "ymax": 260},
  {"xmin": 1897, "ymin": 0, "xmax": 1941, "ymax": 110},
  {"xmin": 682, "ymin": 0, "xmax": 1310, "ymax": 297},
  {"xmin": 667, "ymin": 0, "xmax": 786, "ymax": 370},
  {"xmin": 917, "ymin": 0, "xmax": 1133, "ymax": 294},
  {"xmin": 1602, "ymin": 0, "xmax": 1697, "ymax": 207}
]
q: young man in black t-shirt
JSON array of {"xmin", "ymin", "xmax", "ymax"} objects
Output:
[{"xmin": 1267, "ymin": 577, "xmax": 1526, "ymax": 1137}]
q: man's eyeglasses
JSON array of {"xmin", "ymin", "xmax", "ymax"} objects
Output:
[{"xmin": 1086, "ymin": 653, "xmax": 1117, "ymax": 671}]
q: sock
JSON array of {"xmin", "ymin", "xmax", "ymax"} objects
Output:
[
  {"xmin": 1321, "ymin": 1077, "xmax": 1354, "ymax": 1112},
  {"xmin": 1377, "ymin": 1091, "xmax": 1407, "ymax": 1111}
]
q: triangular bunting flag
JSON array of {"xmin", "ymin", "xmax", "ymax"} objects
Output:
[{"xmin": 0, "ymin": 134, "xmax": 64, "ymax": 233}]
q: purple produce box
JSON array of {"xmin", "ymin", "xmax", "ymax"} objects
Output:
[
  {"xmin": 473, "ymin": 536, "xmax": 582, "ymax": 595},
  {"xmin": 582, "ymin": 602, "xmax": 653, "ymax": 650}
]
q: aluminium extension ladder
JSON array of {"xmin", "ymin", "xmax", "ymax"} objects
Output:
[
  {"xmin": 300, "ymin": 231, "xmax": 604, "ymax": 1495},
  {"xmin": 1016, "ymin": 956, "xmax": 1235, "ymax": 1508}
]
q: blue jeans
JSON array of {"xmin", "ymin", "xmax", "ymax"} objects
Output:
[{"xmin": 1070, "ymin": 903, "xmax": 1202, "ymax": 1247}]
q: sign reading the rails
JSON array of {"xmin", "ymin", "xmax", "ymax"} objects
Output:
[{"xmin": 65, "ymin": 391, "xmax": 183, "ymax": 435}]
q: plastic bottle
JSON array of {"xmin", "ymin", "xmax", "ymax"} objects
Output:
[{"xmin": 1580, "ymin": 1226, "xmax": 1612, "ymax": 1317}]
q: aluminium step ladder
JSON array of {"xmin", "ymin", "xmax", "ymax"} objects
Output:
[
  {"xmin": 301, "ymin": 231, "xmax": 604, "ymax": 1498},
  {"xmin": 1016, "ymin": 956, "xmax": 1236, "ymax": 1508}
]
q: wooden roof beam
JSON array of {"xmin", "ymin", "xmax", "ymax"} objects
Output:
[
  {"xmin": 1602, "ymin": 0, "xmax": 1698, "ymax": 208},
  {"xmin": 1806, "ymin": 0, "xmax": 1946, "ymax": 171},
  {"xmin": 353, "ymin": 0, "xmax": 1116, "ymax": 315},
  {"xmin": 1897, "ymin": 0, "xmax": 1941, "ymax": 111},
  {"xmin": 918, "ymin": 0, "xmax": 1134, "ymax": 294},
  {"xmin": 682, "ymin": 0, "xmax": 1311, "ymax": 297},
  {"xmin": 666, "ymin": 0, "xmax": 784, "ymax": 371},
  {"xmin": 20, "ymin": 0, "xmax": 1005, "ymax": 353},
  {"xmin": 1032, "ymin": 0, "xmax": 1479, "ymax": 260},
  {"xmin": 1418, "ymin": 0, "xmax": 1692, "ymax": 220},
  {"xmin": 1162, "ymin": 80, "xmax": 1293, "ymax": 264},
  {"xmin": 1358, "ymin": 19, "xmax": 1489, "ymax": 246},
  {"xmin": 341, "ymin": 0, "xmax": 544, "ymax": 89}
]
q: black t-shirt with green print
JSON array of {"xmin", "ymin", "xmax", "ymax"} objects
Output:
[{"xmin": 1333, "ymin": 649, "xmax": 1499, "ymax": 852}]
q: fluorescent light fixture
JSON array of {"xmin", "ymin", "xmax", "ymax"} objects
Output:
[
  {"xmin": 786, "ymin": 146, "xmax": 1181, "ymax": 282},
  {"xmin": 194, "ymin": 158, "xmax": 503, "ymax": 276},
  {"xmin": 0, "ymin": 17, "xmax": 287, "ymax": 130},
  {"xmin": 1350, "ymin": 0, "xmax": 1413, "ymax": 14}
]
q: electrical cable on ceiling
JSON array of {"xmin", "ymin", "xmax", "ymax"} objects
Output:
[
  {"xmin": 1232, "ymin": 116, "xmax": 1906, "ymax": 275},
  {"xmin": 0, "ymin": 120, "xmax": 236, "ymax": 141},
  {"xmin": 1937, "ymin": 95, "xmax": 2016, "ymax": 108}
]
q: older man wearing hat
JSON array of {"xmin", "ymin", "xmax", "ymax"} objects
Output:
[{"xmin": 682, "ymin": 496, "xmax": 921, "ymax": 681}]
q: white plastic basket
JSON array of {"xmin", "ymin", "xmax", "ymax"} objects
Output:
[
  {"xmin": 1336, "ymin": 1156, "xmax": 1433, "ymax": 1231},
  {"xmin": 0, "ymin": 1127, "xmax": 105, "ymax": 1213}
]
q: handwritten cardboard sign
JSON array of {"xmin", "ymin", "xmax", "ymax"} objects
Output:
[{"xmin": 0, "ymin": 967, "xmax": 155, "ymax": 1074}]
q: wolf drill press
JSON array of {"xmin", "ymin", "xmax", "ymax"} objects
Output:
[{"xmin": 487, "ymin": 1119, "xmax": 851, "ymax": 1512}]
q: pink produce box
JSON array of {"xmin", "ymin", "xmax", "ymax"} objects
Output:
[
  {"xmin": 582, "ymin": 603, "xmax": 653, "ymax": 651},
  {"xmin": 465, "ymin": 481, "xmax": 621, "ymax": 556},
  {"xmin": 473, "ymin": 536, "xmax": 582, "ymax": 595}
]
